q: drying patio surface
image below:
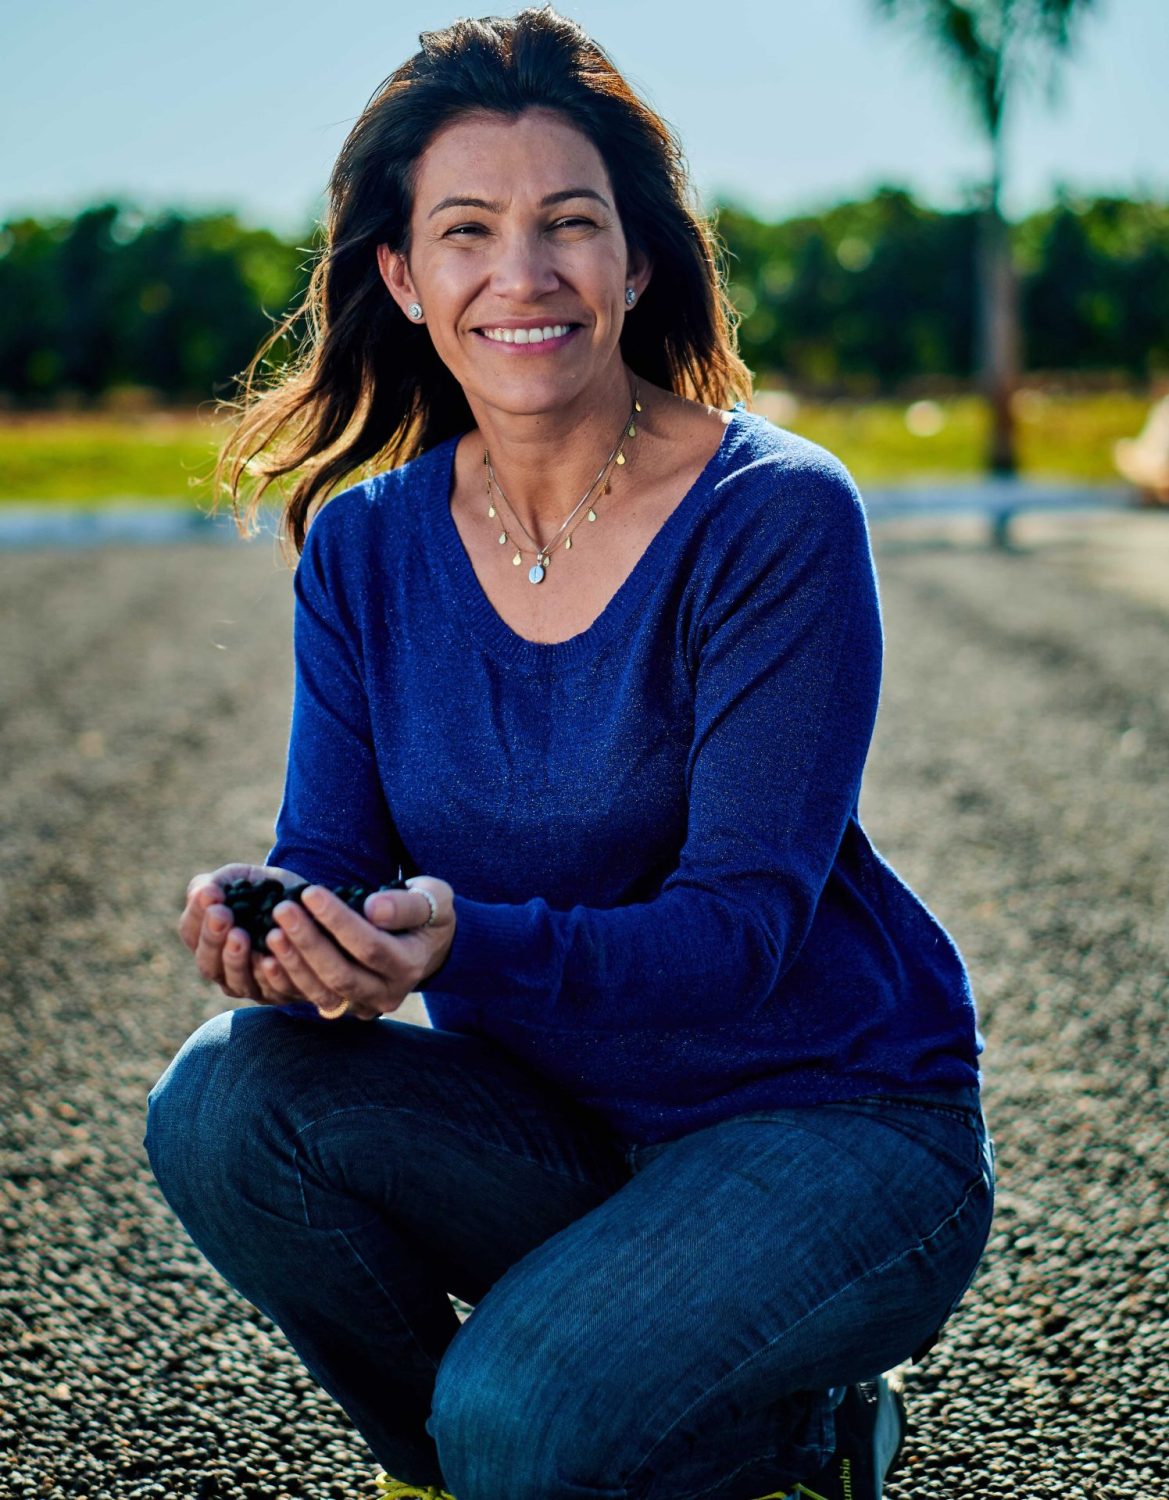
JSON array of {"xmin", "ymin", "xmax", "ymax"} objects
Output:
[{"xmin": 1, "ymin": 508, "xmax": 1166, "ymax": 1499}]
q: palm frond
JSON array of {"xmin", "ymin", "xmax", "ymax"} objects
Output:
[
  {"xmin": 874, "ymin": 0, "xmax": 1099, "ymax": 140},
  {"xmin": 876, "ymin": 0, "xmax": 1004, "ymax": 135}
]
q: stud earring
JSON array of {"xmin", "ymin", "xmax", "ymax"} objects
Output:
[
  {"xmin": 625, "ymin": 288, "xmax": 637, "ymax": 306},
  {"xmin": 407, "ymin": 302, "xmax": 424, "ymax": 320}
]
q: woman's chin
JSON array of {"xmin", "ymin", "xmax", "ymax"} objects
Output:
[{"xmin": 461, "ymin": 363, "xmax": 618, "ymax": 420}]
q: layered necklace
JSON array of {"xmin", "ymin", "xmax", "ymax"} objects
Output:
[{"xmin": 482, "ymin": 381, "xmax": 642, "ymax": 585}]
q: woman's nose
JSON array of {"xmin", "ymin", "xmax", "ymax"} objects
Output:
[{"xmin": 489, "ymin": 232, "xmax": 560, "ymax": 302}]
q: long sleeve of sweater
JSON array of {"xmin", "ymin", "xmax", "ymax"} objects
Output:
[{"xmin": 267, "ymin": 523, "xmax": 408, "ymax": 891}]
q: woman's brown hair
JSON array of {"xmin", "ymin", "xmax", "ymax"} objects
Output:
[{"xmin": 216, "ymin": 5, "xmax": 752, "ymax": 551}]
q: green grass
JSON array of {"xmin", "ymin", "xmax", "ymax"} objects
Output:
[
  {"xmin": 771, "ymin": 390, "xmax": 1150, "ymax": 485},
  {"xmin": 0, "ymin": 391, "xmax": 1151, "ymax": 504},
  {"xmin": 0, "ymin": 412, "xmax": 225, "ymax": 505}
]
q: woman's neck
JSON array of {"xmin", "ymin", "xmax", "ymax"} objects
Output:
[{"xmin": 466, "ymin": 369, "xmax": 641, "ymax": 540}]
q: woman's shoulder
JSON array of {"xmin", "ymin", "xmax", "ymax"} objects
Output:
[
  {"xmin": 655, "ymin": 390, "xmax": 861, "ymax": 510},
  {"xmin": 704, "ymin": 406, "xmax": 868, "ymax": 552},
  {"xmin": 662, "ymin": 388, "xmax": 861, "ymax": 501},
  {"xmin": 722, "ymin": 407, "xmax": 861, "ymax": 498},
  {"xmin": 302, "ymin": 435, "xmax": 460, "ymax": 556}
]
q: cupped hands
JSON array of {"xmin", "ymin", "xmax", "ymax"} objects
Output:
[{"xmin": 179, "ymin": 862, "xmax": 456, "ymax": 1020}]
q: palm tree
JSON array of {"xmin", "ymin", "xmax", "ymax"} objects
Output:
[{"xmin": 874, "ymin": 0, "xmax": 1098, "ymax": 473}]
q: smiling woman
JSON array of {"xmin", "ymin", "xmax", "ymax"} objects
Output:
[
  {"xmin": 373, "ymin": 105, "xmax": 659, "ymax": 592},
  {"xmin": 146, "ymin": 10, "xmax": 994, "ymax": 1500},
  {"xmin": 214, "ymin": 17, "xmax": 747, "ymax": 554}
]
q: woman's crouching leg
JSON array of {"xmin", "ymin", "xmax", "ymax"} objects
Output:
[
  {"xmin": 143, "ymin": 1005, "xmax": 455, "ymax": 1485},
  {"xmin": 426, "ymin": 1094, "xmax": 993, "ymax": 1500}
]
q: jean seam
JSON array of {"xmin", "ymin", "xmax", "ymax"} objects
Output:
[
  {"xmin": 334, "ymin": 1225, "xmax": 443, "ymax": 1374},
  {"xmin": 751, "ymin": 1107, "xmax": 986, "ymax": 1185},
  {"xmin": 621, "ymin": 1166, "xmax": 991, "ymax": 1491},
  {"xmin": 860, "ymin": 1099, "xmax": 982, "ymax": 1124},
  {"xmin": 287, "ymin": 1135, "xmax": 446, "ymax": 1375},
  {"xmin": 288, "ymin": 1102, "xmax": 618, "ymax": 1200},
  {"xmin": 661, "ymin": 1441, "xmax": 796, "ymax": 1500},
  {"xmin": 730, "ymin": 1098, "xmax": 982, "ymax": 1127}
]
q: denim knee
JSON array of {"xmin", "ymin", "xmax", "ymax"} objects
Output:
[
  {"xmin": 427, "ymin": 1317, "xmax": 629, "ymax": 1500},
  {"xmin": 145, "ymin": 1006, "xmax": 301, "ymax": 1233}
]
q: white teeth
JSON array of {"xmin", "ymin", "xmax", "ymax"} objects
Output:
[{"xmin": 481, "ymin": 324, "xmax": 571, "ymax": 344}]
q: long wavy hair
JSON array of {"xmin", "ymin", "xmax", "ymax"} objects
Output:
[{"xmin": 216, "ymin": 5, "xmax": 752, "ymax": 551}]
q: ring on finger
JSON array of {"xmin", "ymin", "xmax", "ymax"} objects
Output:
[
  {"xmin": 316, "ymin": 995, "xmax": 351, "ymax": 1020},
  {"xmin": 405, "ymin": 881, "xmax": 438, "ymax": 927}
]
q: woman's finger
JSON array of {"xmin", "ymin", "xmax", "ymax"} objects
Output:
[
  {"xmin": 179, "ymin": 880, "xmax": 224, "ymax": 953},
  {"xmin": 253, "ymin": 951, "xmax": 301, "ymax": 1005},
  {"xmin": 363, "ymin": 883, "xmax": 439, "ymax": 935},
  {"xmin": 297, "ymin": 887, "xmax": 402, "ymax": 971},
  {"xmin": 193, "ymin": 902, "xmax": 233, "ymax": 983},
  {"xmin": 265, "ymin": 915, "xmax": 369, "ymax": 1014},
  {"xmin": 203, "ymin": 861, "xmax": 282, "ymax": 892},
  {"xmin": 221, "ymin": 927, "xmax": 263, "ymax": 1001}
]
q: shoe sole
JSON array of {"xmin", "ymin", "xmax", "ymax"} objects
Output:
[
  {"xmin": 878, "ymin": 1381, "xmax": 909, "ymax": 1494},
  {"xmin": 751, "ymin": 1377, "xmax": 909, "ymax": 1500}
]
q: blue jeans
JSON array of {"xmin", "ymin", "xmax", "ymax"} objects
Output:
[{"xmin": 145, "ymin": 1008, "xmax": 994, "ymax": 1500}]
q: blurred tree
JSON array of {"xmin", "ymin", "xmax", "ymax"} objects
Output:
[
  {"xmin": 719, "ymin": 189, "xmax": 979, "ymax": 390},
  {"xmin": 873, "ymin": 0, "xmax": 1098, "ymax": 472},
  {"xmin": 1018, "ymin": 194, "xmax": 1169, "ymax": 377},
  {"xmin": 0, "ymin": 202, "xmax": 309, "ymax": 402}
]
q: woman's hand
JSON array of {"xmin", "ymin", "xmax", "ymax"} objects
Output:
[
  {"xmin": 179, "ymin": 863, "xmax": 456, "ymax": 1020},
  {"xmin": 258, "ymin": 879, "xmax": 456, "ymax": 1020},
  {"xmin": 179, "ymin": 862, "xmax": 306, "ymax": 1005}
]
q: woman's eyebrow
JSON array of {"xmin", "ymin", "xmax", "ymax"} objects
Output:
[
  {"xmin": 541, "ymin": 188, "xmax": 610, "ymax": 209},
  {"xmin": 427, "ymin": 187, "xmax": 611, "ymax": 218}
]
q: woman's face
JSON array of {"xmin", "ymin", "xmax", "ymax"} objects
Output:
[{"xmin": 377, "ymin": 107, "xmax": 650, "ymax": 422}]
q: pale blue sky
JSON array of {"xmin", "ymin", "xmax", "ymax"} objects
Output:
[{"xmin": 2, "ymin": 0, "xmax": 1165, "ymax": 231}]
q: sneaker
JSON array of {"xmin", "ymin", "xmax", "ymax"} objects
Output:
[
  {"xmin": 784, "ymin": 1375, "xmax": 907, "ymax": 1500},
  {"xmin": 373, "ymin": 1473, "xmax": 457, "ymax": 1500}
]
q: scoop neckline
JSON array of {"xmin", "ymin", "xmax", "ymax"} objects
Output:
[{"xmin": 430, "ymin": 408, "xmax": 744, "ymax": 670}]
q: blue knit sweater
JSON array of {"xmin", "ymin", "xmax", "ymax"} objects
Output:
[{"xmin": 268, "ymin": 409, "xmax": 982, "ymax": 1147}]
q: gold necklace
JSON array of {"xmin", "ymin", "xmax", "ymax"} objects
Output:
[{"xmin": 483, "ymin": 382, "xmax": 642, "ymax": 585}]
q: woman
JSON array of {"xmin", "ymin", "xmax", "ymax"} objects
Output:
[{"xmin": 146, "ymin": 10, "xmax": 995, "ymax": 1500}]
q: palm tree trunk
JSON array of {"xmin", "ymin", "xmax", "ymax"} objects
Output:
[{"xmin": 978, "ymin": 135, "xmax": 1020, "ymax": 475}]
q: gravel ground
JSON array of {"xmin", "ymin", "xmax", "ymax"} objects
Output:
[{"xmin": 1, "ymin": 510, "xmax": 1166, "ymax": 1500}]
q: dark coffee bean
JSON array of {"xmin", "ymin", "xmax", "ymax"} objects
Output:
[{"xmin": 217, "ymin": 876, "xmax": 410, "ymax": 951}]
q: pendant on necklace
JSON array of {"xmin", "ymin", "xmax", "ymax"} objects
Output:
[{"xmin": 528, "ymin": 563, "xmax": 545, "ymax": 584}]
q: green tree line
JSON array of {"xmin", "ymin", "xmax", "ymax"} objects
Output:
[
  {"xmin": 0, "ymin": 204, "xmax": 307, "ymax": 405},
  {"xmin": 720, "ymin": 189, "xmax": 1169, "ymax": 393},
  {"xmin": 0, "ymin": 190, "xmax": 1166, "ymax": 404}
]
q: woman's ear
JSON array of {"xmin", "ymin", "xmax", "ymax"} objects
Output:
[
  {"xmin": 376, "ymin": 244, "xmax": 423, "ymax": 322},
  {"xmin": 627, "ymin": 246, "xmax": 653, "ymax": 303}
]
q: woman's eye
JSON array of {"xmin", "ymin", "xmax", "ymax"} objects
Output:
[{"xmin": 441, "ymin": 217, "xmax": 594, "ymax": 239}]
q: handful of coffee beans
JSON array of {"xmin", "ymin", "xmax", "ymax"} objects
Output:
[{"xmin": 220, "ymin": 876, "xmax": 411, "ymax": 954}]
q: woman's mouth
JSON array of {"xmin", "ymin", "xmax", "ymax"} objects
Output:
[{"xmin": 474, "ymin": 323, "xmax": 580, "ymax": 349}]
